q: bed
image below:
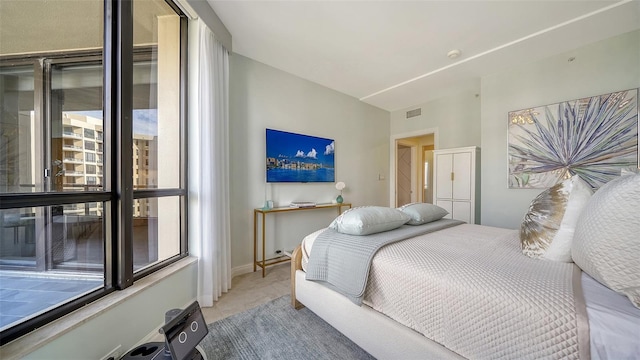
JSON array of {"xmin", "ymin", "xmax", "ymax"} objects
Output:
[{"xmin": 290, "ymin": 174, "xmax": 640, "ymax": 359}]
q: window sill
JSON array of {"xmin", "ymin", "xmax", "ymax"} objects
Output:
[{"xmin": 1, "ymin": 256, "xmax": 198, "ymax": 360}]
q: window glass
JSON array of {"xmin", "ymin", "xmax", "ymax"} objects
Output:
[
  {"xmin": 0, "ymin": 204, "xmax": 104, "ymax": 331},
  {"xmin": 52, "ymin": 62, "xmax": 103, "ymax": 192},
  {"xmin": 133, "ymin": 196, "xmax": 180, "ymax": 272},
  {"xmin": 0, "ymin": 66, "xmax": 38, "ymax": 193},
  {"xmin": 0, "ymin": 0, "xmax": 185, "ymax": 345},
  {"xmin": 0, "ymin": 0, "xmax": 105, "ymax": 340},
  {"xmin": 133, "ymin": 0, "xmax": 181, "ymax": 190}
]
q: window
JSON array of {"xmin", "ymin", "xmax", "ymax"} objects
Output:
[
  {"xmin": 0, "ymin": 0, "xmax": 187, "ymax": 345},
  {"xmin": 84, "ymin": 140, "xmax": 95, "ymax": 151}
]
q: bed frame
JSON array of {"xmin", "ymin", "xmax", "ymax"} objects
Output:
[{"xmin": 290, "ymin": 245, "xmax": 463, "ymax": 360}]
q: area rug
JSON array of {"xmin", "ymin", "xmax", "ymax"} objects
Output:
[{"xmin": 200, "ymin": 295, "xmax": 375, "ymax": 360}]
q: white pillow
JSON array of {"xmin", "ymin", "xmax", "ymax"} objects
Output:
[
  {"xmin": 398, "ymin": 203, "xmax": 448, "ymax": 225},
  {"xmin": 329, "ymin": 206, "xmax": 410, "ymax": 236},
  {"xmin": 521, "ymin": 175, "xmax": 592, "ymax": 262},
  {"xmin": 572, "ymin": 173, "xmax": 640, "ymax": 308}
]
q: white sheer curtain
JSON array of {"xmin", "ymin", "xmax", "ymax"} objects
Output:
[{"xmin": 194, "ymin": 21, "xmax": 231, "ymax": 307}]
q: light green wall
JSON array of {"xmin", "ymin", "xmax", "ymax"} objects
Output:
[
  {"xmin": 481, "ymin": 30, "xmax": 640, "ymax": 228},
  {"xmin": 229, "ymin": 54, "xmax": 390, "ymax": 269},
  {"xmin": 390, "ymin": 88, "xmax": 482, "ymax": 149}
]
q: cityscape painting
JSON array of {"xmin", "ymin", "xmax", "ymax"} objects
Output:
[
  {"xmin": 508, "ymin": 89, "xmax": 638, "ymax": 189},
  {"xmin": 266, "ymin": 129, "xmax": 335, "ymax": 183}
]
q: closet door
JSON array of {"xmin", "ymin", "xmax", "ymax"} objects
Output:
[
  {"xmin": 435, "ymin": 153, "xmax": 453, "ymax": 199},
  {"xmin": 436, "ymin": 200, "xmax": 453, "ymax": 219},
  {"xmin": 452, "ymin": 201, "xmax": 471, "ymax": 224},
  {"xmin": 433, "ymin": 146, "xmax": 479, "ymax": 224},
  {"xmin": 452, "ymin": 152, "xmax": 472, "ymax": 201}
]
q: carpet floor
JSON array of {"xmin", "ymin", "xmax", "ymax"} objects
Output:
[{"xmin": 200, "ymin": 295, "xmax": 375, "ymax": 360}]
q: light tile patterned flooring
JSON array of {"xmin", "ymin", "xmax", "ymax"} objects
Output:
[{"xmin": 0, "ymin": 273, "xmax": 102, "ymax": 330}]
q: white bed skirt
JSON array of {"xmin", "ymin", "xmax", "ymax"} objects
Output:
[{"xmin": 295, "ymin": 270, "xmax": 463, "ymax": 360}]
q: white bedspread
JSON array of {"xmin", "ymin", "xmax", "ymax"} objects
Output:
[{"xmin": 362, "ymin": 224, "xmax": 589, "ymax": 359}]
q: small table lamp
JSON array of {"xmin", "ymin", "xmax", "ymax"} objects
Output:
[{"xmin": 335, "ymin": 181, "xmax": 346, "ymax": 203}]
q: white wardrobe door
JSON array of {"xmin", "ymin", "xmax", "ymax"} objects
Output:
[
  {"xmin": 435, "ymin": 153, "xmax": 453, "ymax": 199},
  {"xmin": 436, "ymin": 200, "xmax": 453, "ymax": 219},
  {"xmin": 452, "ymin": 201, "xmax": 471, "ymax": 223},
  {"xmin": 452, "ymin": 152, "xmax": 471, "ymax": 200}
]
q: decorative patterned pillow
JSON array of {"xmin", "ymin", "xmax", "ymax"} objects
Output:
[
  {"xmin": 520, "ymin": 175, "xmax": 592, "ymax": 262},
  {"xmin": 572, "ymin": 173, "xmax": 640, "ymax": 308},
  {"xmin": 329, "ymin": 206, "xmax": 410, "ymax": 236},
  {"xmin": 398, "ymin": 203, "xmax": 449, "ymax": 225}
]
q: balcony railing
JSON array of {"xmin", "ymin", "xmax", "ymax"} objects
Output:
[{"xmin": 62, "ymin": 132, "xmax": 82, "ymax": 139}]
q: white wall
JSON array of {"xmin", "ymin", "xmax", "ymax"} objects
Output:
[
  {"xmin": 481, "ymin": 30, "xmax": 640, "ymax": 228},
  {"xmin": 390, "ymin": 88, "xmax": 482, "ymax": 150},
  {"xmin": 229, "ymin": 54, "xmax": 390, "ymax": 269},
  {"xmin": 388, "ymin": 88, "xmax": 481, "ymax": 208}
]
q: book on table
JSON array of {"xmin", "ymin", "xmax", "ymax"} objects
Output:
[{"xmin": 289, "ymin": 202, "xmax": 316, "ymax": 208}]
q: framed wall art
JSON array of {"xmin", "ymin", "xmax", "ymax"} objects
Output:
[
  {"xmin": 265, "ymin": 128, "xmax": 335, "ymax": 183},
  {"xmin": 508, "ymin": 88, "xmax": 638, "ymax": 189}
]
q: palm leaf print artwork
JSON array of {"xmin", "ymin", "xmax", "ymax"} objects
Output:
[{"xmin": 508, "ymin": 89, "xmax": 638, "ymax": 189}]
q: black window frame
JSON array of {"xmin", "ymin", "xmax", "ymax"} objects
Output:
[{"xmin": 0, "ymin": 0, "xmax": 188, "ymax": 345}]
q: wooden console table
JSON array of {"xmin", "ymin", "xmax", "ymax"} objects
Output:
[{"xmin": 254, "ymin": 203, "xmax": 352, "ymax": 277}]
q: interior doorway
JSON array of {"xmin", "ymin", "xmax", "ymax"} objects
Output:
[
  {"xmin": 390, "ymin": 129, "xmax": 437, "ymax": 207},
  {"xmin": 396, "ymin": 144, "xmax": 415, "ymax": 207}
]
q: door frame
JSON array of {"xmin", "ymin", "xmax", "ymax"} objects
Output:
[{"xmin": 389, "ymin": 128, "xmax": 439, "ymax": 207}]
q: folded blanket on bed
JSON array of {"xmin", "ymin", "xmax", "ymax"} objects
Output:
[{"xmin": 305, "ymin": 218, "xmax": 464, "ymax": 305}]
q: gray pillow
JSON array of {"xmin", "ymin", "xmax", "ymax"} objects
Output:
[
  {"xmin": 572, "ymin": 173, "xmax": 640, "ymax": 308},
  {"xmin": 329, "ymin": 206, "xmax": 410, "ymax": 236},
  {"xmin": 398, "ymin": 203, "xmax": 448, "ymax": 225}
]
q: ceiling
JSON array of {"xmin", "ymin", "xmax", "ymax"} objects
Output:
[{"xmin": 207, "ymin": 0, "xmax": 640, "ymax": 112}]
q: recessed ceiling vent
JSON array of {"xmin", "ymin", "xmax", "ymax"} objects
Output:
[{"xmin": 406, "ymin": 108, "xmax": 421, "ymax": 119}]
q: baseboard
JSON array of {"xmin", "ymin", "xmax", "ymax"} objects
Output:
[{"xmin": 231, "ymin": 263, "xmax": 254, "ymax": 279}]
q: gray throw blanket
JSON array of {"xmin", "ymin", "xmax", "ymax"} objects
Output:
[{"xmin": 305, "ymin": 219, "xmax": 464, "ymax": 305}]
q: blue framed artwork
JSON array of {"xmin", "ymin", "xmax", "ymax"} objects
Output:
[{"xmin": 266, "ymin": 129, "xmax": 335, "ymax": 183}]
